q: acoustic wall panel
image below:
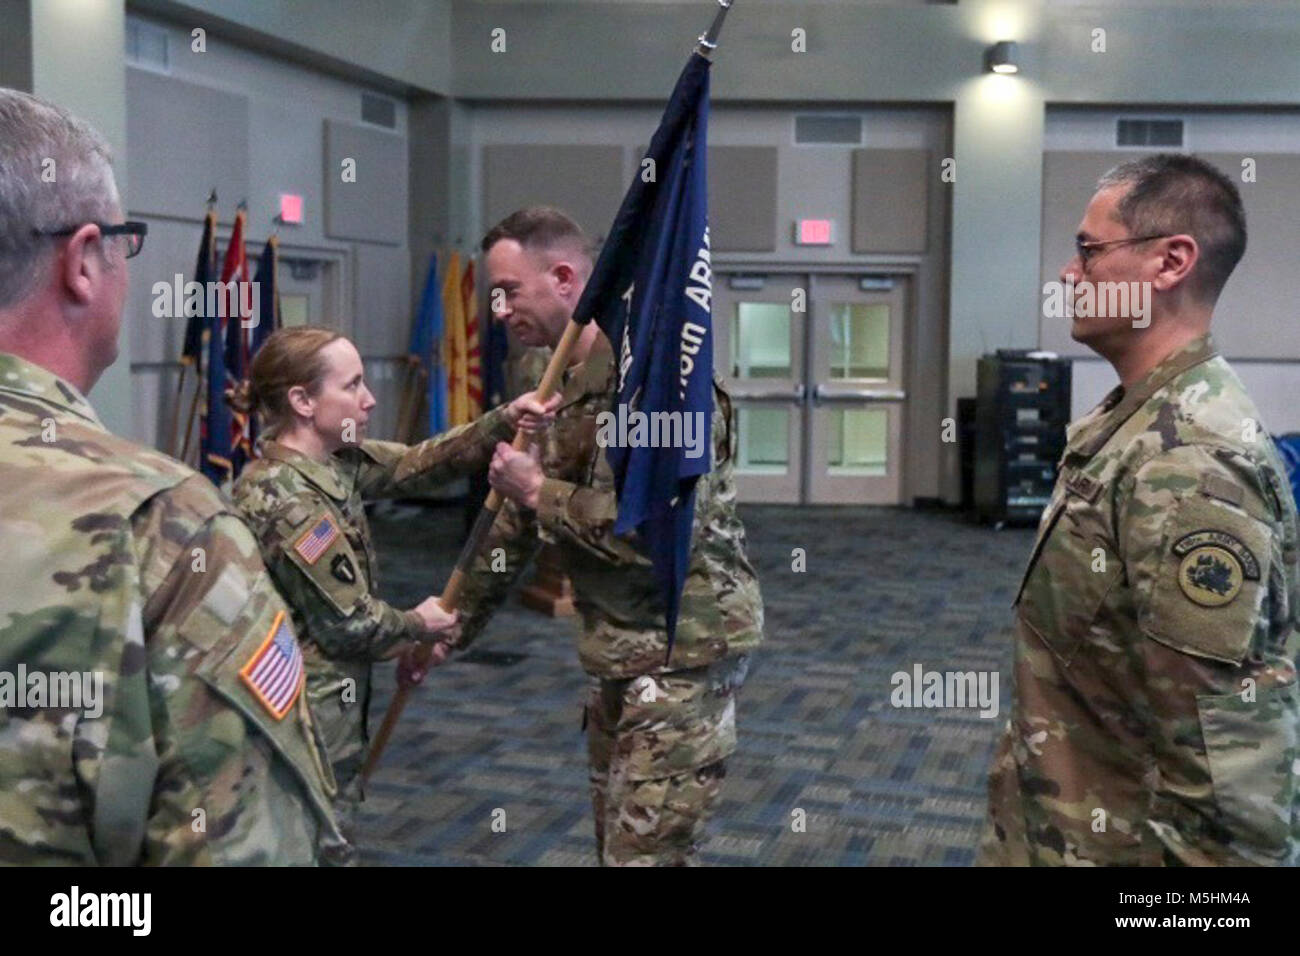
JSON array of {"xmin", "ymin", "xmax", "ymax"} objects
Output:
[
  {"xmin": 324, "ymin": 119, "xmax": 407, "ymax": 244},
  {"xmin": 709, "ymin": 146, "xmax": 778, "ymax": 252},
  {"xmin": 126, "ymin": 68, "xmax": 249, "ymax": 219},
  {"xmin": 481, "ymin": 144, "xmax": 624, "ymax": 241},
  {"xmin": 851, "ymin": 149, "xmax": 930, "ymax": 254}
]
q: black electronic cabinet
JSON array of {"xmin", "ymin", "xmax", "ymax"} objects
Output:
[{"xmin": 973, "ymin": 351, "xmax": 1072, "ymax": 526}]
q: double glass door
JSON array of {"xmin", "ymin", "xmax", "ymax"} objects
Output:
[{"xmin": 714, "ymin": 273, "xmax": 907, "ymax": 505}]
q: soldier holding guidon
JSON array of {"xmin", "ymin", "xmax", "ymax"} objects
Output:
[
  {"xmin": 231, "ymin": 326, "xmax": 556, "ymax": 842},
  {"xmin": 452, "ymin": 207, "xmax": 764, "ymax": 866}
]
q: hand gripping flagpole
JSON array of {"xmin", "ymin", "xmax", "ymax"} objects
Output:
[
  {"xmin": 362, "ymin": 0, "xmax": 736, "ymax": 787},
  {"xmin": 360, "ymin": 321, "xmax": 582, "ymax": 785}
]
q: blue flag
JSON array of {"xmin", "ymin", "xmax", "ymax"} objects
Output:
[
  {"xmin": 251, "ymin": 238, "xmax": 279, "ymax": 357},
  {"xmin": 243, "ymin": 238, "xmax": 280, "ymax": 464},
  {"xmin": 572, "ymin": 52, "xmax": 713, "ymax": 653},
  {"xmin": 199, "ymin": 283, "xmax": 232, "ymax": 486},
  {"xmin": 411, "ymin": 253, "xmax": 447, "ymax": 436}
]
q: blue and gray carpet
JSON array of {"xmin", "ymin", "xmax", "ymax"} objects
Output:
[{"xmin": 358, "ymin": 503, "xmax": 1034, "ymax": 866}]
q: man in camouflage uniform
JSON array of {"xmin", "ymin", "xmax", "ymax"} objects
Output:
[
  {"xmin": 457, "ymin": 207, "xmax": 764, "ymax": 866},
  {"xmin": 0, "ymin": 88, "xmax": 346, "ymax": 864},
  {"xmin": 980, "ymin": 154, "xmax": 1300, "ymax": 866}
]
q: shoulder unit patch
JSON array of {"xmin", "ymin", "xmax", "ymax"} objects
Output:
[{"xmin": 1172, "ymin": 529, "xmax": 1259, "ymax": 607}]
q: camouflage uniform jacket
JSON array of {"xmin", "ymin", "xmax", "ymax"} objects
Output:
[
  {"xmin": 232, "ymin": 411, "xmax": 513, "ymax": 779},
  {"xmin": 980, "ymin": 335, "xmax": 1300, "ymax": 866},
  {"xmin": 457, "ymin": 333, "xmax": 765, "ymax": 679},
  {"xmin": 0, "ymin": 352, "xmax": 347, "ymax": 865}
]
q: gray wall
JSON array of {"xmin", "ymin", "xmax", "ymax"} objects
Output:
[
  {"xmin": 445, "ymin": 0, "xmax": 1300, "ymax": 501},
  {"xmin": 123, "ymin": 13, "xmax": 413, "ymax": 453},
  {"xmin": 14, "ymin": 0, "xmax": 133, "ymax": 437},
  {"xmin": 1045, "ymin": 107, "xmax": 1300, "ymax": 438},
  {"xmin": 466, "ymin": 104, "xmax": 952, "ymax": 500},
  {"xmin": 11, "ymin": 0, "xmax": 1299, "ymax": 500},
  {"xmin": 0, "ymin": 1, "xmax": 32, "ymax": 91},
  {"xmin": 131, "ymin": 0, "xmax": 453, "ymax": 93}
]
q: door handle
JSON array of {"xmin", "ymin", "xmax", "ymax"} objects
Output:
[
  {"xmin": 813, "ymin": 386, "xmax": 906, "ymax": 404},
  {"xmin": 730, "ymin": 384, "xmax": 807, "ymax": 402}
]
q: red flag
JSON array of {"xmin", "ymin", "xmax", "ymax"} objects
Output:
[
  {"xmin": 461, "ymin": 260, "xmax": 482, "ymax": 418},
  {"xmin": 220, "ymin": 211, "xmax": 252, "ymax": 471}
]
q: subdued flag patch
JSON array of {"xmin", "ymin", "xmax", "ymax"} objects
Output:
[
  {"xmin": 239, "ymin": 610, "xmax": 303, "ymax": 720},
  {"xmin": 294, "ymin": 513, "xmax": 339, "ymax": 565}
]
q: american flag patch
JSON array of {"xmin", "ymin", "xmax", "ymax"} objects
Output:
[
  {"xmin": 239, "ymin": 611, "xmax": 303, "ymax": 720},
  {"xmin": 294, "ymin": 514, "xmax": 339, "ymax": 565}
]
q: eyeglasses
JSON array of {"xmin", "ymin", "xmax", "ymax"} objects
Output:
[
  {"xmin": 32, "ymin": 220, "xmax": 148, "ymax": 259},
  {"xmin": 1074, "ymin": 233, "xmax": 1168, "ymax": 268}
]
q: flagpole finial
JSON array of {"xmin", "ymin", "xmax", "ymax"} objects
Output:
[
  {"xmin": 237, "ymin": 199, "xmax": 248, "ymax": 213},
  {"xmin": 696, "ymin": 0, "xmax": 734, "ymax": 57},
  {"xmin": 206, "ymin": 188, "xmax": 217, "ymax": 207}
]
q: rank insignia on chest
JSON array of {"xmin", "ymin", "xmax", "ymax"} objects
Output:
[
  {"xmin": 239, "ymin": 610, "xmax": 304, "ymax": 720},
  {"xmin": 331, "ymin": 553, "xmax": 357, "ymax": 584},
  {"xmin": 294, "ymin": 514, "xmax": 339, "ymax": 564},
  {"xmin": 1172, "ymin": 530, "xmax": 1259, "ymax": 607}
]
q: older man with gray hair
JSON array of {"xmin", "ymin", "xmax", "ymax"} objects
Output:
[{"xmin": 0, "ymin": 87, "xmax": 347, "ymax": 865}]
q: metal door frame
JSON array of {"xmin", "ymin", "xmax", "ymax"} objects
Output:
[
  {"xmin": 715, "ymin": 260, "xmax": 920, "ymax": 505},
  {"xmin": 806, "ymin": 272, "xmax": 909, "ymax": 505},
  {"xmin": 714, "ymin": 271, "xmax": 808, "ymax": 503}
]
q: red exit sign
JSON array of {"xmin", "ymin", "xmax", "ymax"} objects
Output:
[
  {"xmin": 795, "ymin": 218, "xmax": 834, "ymax": 246},
  {"xmin": 279, "ymin": 193, "xmax": 303, "ymax": 224}
]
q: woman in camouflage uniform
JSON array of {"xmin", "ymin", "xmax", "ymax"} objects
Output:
[{"xmin": 231, "ymin": 326, "xmax": 555, "ymax": 838}]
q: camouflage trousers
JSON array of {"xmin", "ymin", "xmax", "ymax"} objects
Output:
[{"xmin": 585, "ymin": 655, "xmax": 749, "ymax": 866}]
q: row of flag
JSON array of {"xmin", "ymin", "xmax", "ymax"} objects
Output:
[
  {"xmin": 399, "ymin": 251, "xmax": 508, "ymax": 442},
  {"xmin": 172, "ymin": 205, "xmax": 280, "ymax": 485}
]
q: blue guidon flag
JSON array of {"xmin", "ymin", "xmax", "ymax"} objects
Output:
[
  {"xmin": 240, "ymin": 611, "xmax": 304, "ymax": 720},
  {"xmin": 572, "ymin": 51, "xmax": 713, "ymax": 656}
]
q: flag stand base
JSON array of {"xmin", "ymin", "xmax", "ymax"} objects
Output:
[{"xmin": 519, "ymin": 543, "xmax": 576, "ymax": 617}]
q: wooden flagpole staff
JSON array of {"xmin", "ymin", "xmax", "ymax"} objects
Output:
[{"xmin": 360, "ymin": 319, "xmax": 583, "ymax": 784}]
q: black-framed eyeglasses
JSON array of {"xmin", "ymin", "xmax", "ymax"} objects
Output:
[
  {"xmin": 32, "ymin": 220, "xmax": 148, "ymax": 259},
  {"xmin": 1074, "ymin": 233, "xmax": 1168, "ymax": 268}
]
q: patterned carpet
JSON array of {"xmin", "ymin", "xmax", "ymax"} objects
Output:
[{"xmin": 357, "ymin": 502, "xmax": 1035, "ymax": 866}]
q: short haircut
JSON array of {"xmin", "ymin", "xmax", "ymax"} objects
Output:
[
  {"xmin": 1096, "ymin": 153, "xmax": 1246, "ymax": 304},
  {"xmin": 480, "ymin": 206, "xmax": 593, "ymax": 266},
  {"xmin": 0, "ymin": 88, "xmax": 120, "ymax": 309}
]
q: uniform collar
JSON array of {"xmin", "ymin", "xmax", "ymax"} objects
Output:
[
  {"xmin": 0, "ymin": 352, "xmax": 103, "ymax": 428},
  {"xmin": 1066, "ymin": 333, "xmax": 1219, "ymax": 460},
  {"xmin": 260, "ymin": 439, "xmax": 350, "ymax": 500}
]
